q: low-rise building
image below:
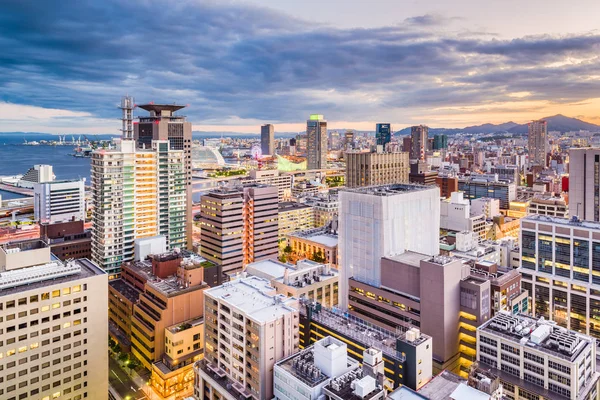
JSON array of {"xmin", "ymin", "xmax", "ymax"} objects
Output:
[
  {"xmin": 40, "ymin": 220, "xmax": 92, "ymax": 261},
  {"xmin": 527, "ymin": 194, "xmax": 568, "ymax": 218},
  {"xmin": 287, "ymin": 227, "xmax": 339, "ymax": 267}
]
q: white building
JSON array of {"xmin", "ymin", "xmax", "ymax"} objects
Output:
[
  {"xmin": 339, "ymin": 184, "xmax": 439, "ymax": 309},
  {"xmin": 0, "ymin": 239, "xmax": 108, "ymax": 400},
  {"xmin": 273, "ymin": 336, "xmax": 359, "ymax": 400},
  {"xmin": 527, "ymin": 194, "xmax": 568, "ymax": 218},
  {"xmin": 34, "ymin": 179, "xmax": 86, "ymax": 224},
  {"xmin": 471, "ymin": 197, "xmax": 501, "ymax": 219},
  {"xmin": 477, "ymin": 313, "xmax": 600, "ymax": 400},
  {"xmin": 18, "ymin": 164, "xmax": 54, "ymax": 188},
  {"xmin": 452, "ymin": 231, "xmax": 500, "ymax": 265},
  {"xmin": 441, "ymin": 192, "xmax": 488, "ymax": 239}
]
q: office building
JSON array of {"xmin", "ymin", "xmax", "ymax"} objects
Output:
[
  {"xmin": 134, "ymin": 103, "xmax": 193, "ymax": 249},
  {"xmin": 246, "ymin": 259, "xmax": 339, "ymax": 308},
  {"xmin": 410, "ymin": 125, "xmax": 428, "ymax": 161},
  {"xmin": 299, "ymin": 301, "xmax": 433, "ymax": 391},
  {"xmin": 477, "ymin": 313, "xmax": 600, "ymax": 400},
  {"xmin": 91, "ymin": 139, "xmax": 187, "ymax": 276},
  {"xmin": 345, "ymin": 150, "xmax": 409, "ymax": 188},
  {"xmin": 435, "ymin": 175, "xmax": 459, "ymax": 199},
  {"xmin": 34, "ymin": 179, "xmax": 85, "ymax": 224},
  {"xmin": 376, "ymin": 123, "xmax": 392, "ymax": 147},
  {"xmin": 108, "ymin": 250, "xmax": 210, "ymax": 397},
  {"xmin": 287, "ymin": 227, "xmax": 338, "ymax": 267},
  {"xmin": 261, "ymin": 124, "xmax": 275, "ymax": 156},
  {"xmin": 527, "ymin": 194, "xmax": 568, "ymax": 218},
  {"xmin": 490, "ymin": 165, "xmax": 519, "ymax": 183},
  {"xmin": 307, "ymin": 114, "xmax": 328, "ymax": 170},
  {"xmin": 433, "ymin": 134, "xmax": 448, "ymax": 150},
  {"xmin": 519, "ymin": 215, "xmax": 600, "ymax": 339},
  {"xmin": 278, "ymin": 202, "xmax": 315, "ymax": 239},
  {"xmin": 240, "ymin": 169, "xmax": 292, "ymax": 201},
  {"xmin": 195, "ymin": 276, "xmax": 299, "ymax": 400},
  {"xmin": 199, "ymin": 185, "xmax": 279, "ymax": 280},
  {"xmin": 458, "ymin": 174, "xmax": 516, "ymax": 209},
  {"xmin": 568, "ymin": 148, "xmax": 600, "ymax": 221},
  {"xmin": 339, "ymin": 184, "xmax": 440, "ymax": 308},
  {"xmin": 528, "ymin": 119, "xmax": 548, "ymax": 168},
  {"xmin": 0, "ymin": 239, "xmax": 108, "ymax": 400},
  {"xmin": 40, "ymin": 220, "xmax": 92, "ymax": 261}
]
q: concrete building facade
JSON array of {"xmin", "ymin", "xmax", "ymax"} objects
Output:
[
  {"xmin": 568, "ymin": 148, "xmax": 600, "ymax": 222},
  {"xmin": 528, "ymin": 120, "xmax": 548, "ymax": 168},
  {"xmin": 34, "ymin": 179, "xmax": 85, "ymax": 224},
  {"xmin": 345, "ymin": 150, "xmax": 409, "ymax": 188}
]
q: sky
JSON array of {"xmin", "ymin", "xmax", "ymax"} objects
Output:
[{"xmin": 1, "ymin": 0, "xmax": 600, "ymax": 134}]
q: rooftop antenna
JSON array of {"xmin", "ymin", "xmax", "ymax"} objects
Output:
[{"xmin": 120, "ymin": 95, "xmax": 135, "ymax": 140}]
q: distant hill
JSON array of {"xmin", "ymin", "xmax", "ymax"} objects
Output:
[{"xmin": 395, "ymin": 114, "xmax": 600, "ymax": 136}]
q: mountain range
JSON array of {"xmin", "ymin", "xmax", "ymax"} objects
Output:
[{"xmin": 396, "ymin": 114, "xmax": 600, "ymax": 136}]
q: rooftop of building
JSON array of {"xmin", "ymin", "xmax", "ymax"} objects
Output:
[
  {"xmin": 279, "ymin": 201, "xmax": 313, "ymax": 212},
  {"xmin": 276, "ymin": 337, "xmax": 359, "ymax": 388},
  {"xmin": 302, "ymin": 301, "xmax": 430, "ymax": 360},
  {"xmin": 288, "ymin": 227, "xmax": 338, "ymax": 247},
  {"xmin": 246, "ymin": 259, "xmax": 337, "ymax": 289},
  {"xmin": 386, "ymin": 386, "xmax": 428, "ymax": 399},
  {"xmin": 1, "ymin": 238, "xmax": 47, "ymax": 254},
  {"xmin": 480, "ymin": 312, "xmax": 594, "ymax": 362},
  {"xmin": 0, "ymin": 258, "xmax": 105, "ymax": 296},
  {"xmin": 197, "ymin": 360, "xmax": 254, "ymax": 400},
  {"xmin": 417, "ymin": 370, "xmax": 466, "ymax": 400},
  {"xmin": 206, "ymin": 276, "xmax": 298, "ymax": 323},
  {"xmin": 137, "ymin": 103, "xmax": 186, "ymax": 113},
  {"xmin": 109, "ymin": 278, "xmax": 141, "ymax": 303},
  {"xmin": 167, "ymin": 315, "xmax": 204, "ymax": 335},
  {"xmin": 324, "ymin": 371, "xmax": 384, "ymax": 400},
  {"xmin": 340, "ymin": 183, "xmax": 438, "ymax": 196},
  {"xmin": 523, "ymin": 214, "xmax": 600, "ymax": 230},
  {"xmin": 383, "ymin": 251, "xmax": 430, "ymax": 268}
]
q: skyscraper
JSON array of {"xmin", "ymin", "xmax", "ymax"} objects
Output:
[
  {"xmin": 433, "ymin": 134, "xmax": 448, "ymax": 150},
  {"xmin": 260, "ymin": 123, "xmax": 275, "ymax": 156},
  {"xmin": 376, "ymin": 123, "xmax": 392, "ymax": 147},
  {"xmin": 307, "ymin": 114, "xmax": 328, "ymax": 170},
  {"xmin": 199, "ymin": 185, "xmax": 279, "ymax": 281},
  {"xmin": 134, "ymin": 104, "xmax": 193, "ymax": 249},
  {"xmin": 91, "ymin": 139, "xmax": 187, "ymax": 276},
  {"xmin": 344, "ymin": 130, "xmax": 355, "ymax": 150},
  {"xmin": 568, "ymin": 148, "xmax": 600, "ymax": 221},
  {"xmin": 410, "ymin": 125, "xmax": 428, "ymax": 161},
  {"xmin": 528, "ymin": 119, "xmax": 548, "ymax": 167}
]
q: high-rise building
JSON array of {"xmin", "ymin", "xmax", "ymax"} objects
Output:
[
  {"xmin": 410, "ymin": 125, "xmax": 428, "ymax": 161},
  {"xmin": 344, "ymin": 130, "xmax": 355, "ymax": 151},
  {"xmin": 307, "ymin": 114, "xmax": 328, "ymax": 170},
  {"xmin": 91, "ymin": 139, "xmax": 187, "ymax": 276},
  {"xmin": 0, "ymin": 239, "xmax": 108, "ymax": 400},
  {"xmin": 339, "ymin": 184, "xmax": 440, "ymax": 309},
  {"xmin": 134, "ymin": 104, "xmax": 193, "ymax": 249},
  {"xmin": 199, "ymin": 185, "xmax": 279, "ymax": 280},
  {"xmin": 261, "ymin": 124, "xmax": 275, "ymax": 156},
  {"xmin": 34, "ymin": 179, "xmax": 86, "ymax": 224},
  {"xmin": 519, "ymin": 214, "xmax": 600, "ymax": 339},
  {"xmin": 195, "ymin": 276, "xmax": 299, "ymax": 400},
  {"xmin": 433, "ymin": 134, "xmax": 448, "ymax": 150},
  {"xmin": 477, "ymin": 313, "xmax": 600, "ymax": 400},
  {"xmin": 528, "ymin": 119, "xmax": 548, "ymax": 168},
  {"xmin": 345, "ymin": 150, "xmax": 409, "ymax": 188},
  {"xmin": 375, "ymin": 123, "xmax": 392, "ymax": 147},
  {"xmin": 568, "ymin": 148, "xmax": 600, "ymax": 221}
]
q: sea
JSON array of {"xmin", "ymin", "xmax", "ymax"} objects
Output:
[{"xmin": 0, "ymin": 133, "xmax": 117, "ymax": 200}]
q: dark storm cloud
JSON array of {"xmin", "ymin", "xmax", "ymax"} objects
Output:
[{"xmin": 1, "ymin": 0, "xmax": 600, "ymax": 124}]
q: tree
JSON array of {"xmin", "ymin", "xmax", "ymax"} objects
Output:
[
  {"xmin": 118, "ymin": 352, "xmax": 129, "ymax": 363},
  {"xmin": 279, "ymin": 254, "xmax": 287, "ymax": 263},
  {"xmin": 311, "ymin": 250, "xmax": 326, "ymax": 263},
  {"xmin": 283, "ymin": 245, "xmax": 292, "ymax": 254}
]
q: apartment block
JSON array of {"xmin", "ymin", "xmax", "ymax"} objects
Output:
[
  {"xmin": 567, "ymin": 148, "xmax": 600, "ymax": 222},
  {"xmin": 199, "ymin": 185, "xmax": 279, "ymax": 280},
  {"xmin": 345, "ymin": 150, "xmax": 409, "ymax": 188},
  {"xmin": 519, "ymin": 215, "xmax": 600, "ymax": 339},
  {"xmin": 246, "ymin": 259, "xmax": 339, "ymax": 308},
  {"xmin": 477, "ymin": 313, "xmax": 600, "ymax": 400},
  {"xmin": 196, "ymin": 276, "xmax": 299, "ymax": 400},
  {"xmin": 0, "ymin": 239, "xmax": 108, "ymax": 400},
  {"xmin": 299, "ymin": 300, "xmax": 433, "ymax": 391},
  {"xmin": 34, "ymin": 179, "xmax": 85, "ymax": 224},
  {"xmin": 278, "ymin": 202, "xmax": 315, "ymax": 239},
  {"xmin": 91, "ymin": 139, "xmax": 187, "ymax": 276}
]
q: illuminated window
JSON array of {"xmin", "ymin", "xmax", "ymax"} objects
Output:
[
  {"xmin": 7, "ymin": 349, "xmax": 15, "ymax": 356},
  {"xmin": 52, "ymin": 303, "xmax": 60, "ymax": 309},
  {"xmin": 30, "ymin": 342, "xmax": 39, "ymax": 350},
  {"xmin": 53, "ymin": 392, "xmax": 61, "ymax": 399},
  {"xmin": 42, "ymin": 292, "xmax": 50, "ymax": 301},
  {"xmin": 63, "ymin": 322, "xmax": 71, "ymax": 329},
  {"xmin": 42, "ymin": 305, "xmax": 50, "ymax": 312},
  {"xmin": 62, "ymin": 287, "xmax": 71, "ymax": 295},
  {"xmin": 18, "ymin": 346, "xmax": 27, "ymax": 353},
  {"xmin": 72, "ymin": 285, "xmax": 81, "ymax": 293},
  {"xmin": 52, "ymin": 290, "xmax": 60, "ymax": 298},
  {"xmin": 73, "ymin": 319, "xmax": 81, "ymax": 326}
]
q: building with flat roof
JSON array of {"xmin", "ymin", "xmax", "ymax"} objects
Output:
[
  {"xmin": 458, "ymin": 174, "xmax": 516, "ymax": 209},
  {"xmin": 40, "ymin": 220, "xmax": 92, "ymax": 261},
  {"xmin": 440, "ymin": 193, "xmax": 488, "ymax": 239},
  {"xmin": 569, "ymin": 148, "xmax": 600, "ymax": 222},
  {"xmin": 299, "ymin": 300, "xmax": 433, "ymax": 391},
  {"xmin": 0, "ymin": 239, "xmax": 108, "ymax": 400},
  {"xmin": 345, "ymin": 150, "xmax": 409, "ymax": 188},
  {"xmin": 287, "ymin": 227, "xmax": 339, "ymax": 267},
  {"xmin": 261, "ymin": 124, "xmax": 275, "ymax": 156},
  {"xmin": 34, "ymin": 178, "xmax": 85, "ymax": 224},
  {"xmin": 477, "ymin": 312, "xmax": 600, "ymax": 400},
  {"xmin": 240, "ymin": 169, "xmax": 292, "ymax": 201},
  {"xmin": 410, "ymin": 125, "xmax": 428, "ymax": 161},
  {"xmin": 246, "ymin": 259, "xmax": 339, "ymax": 307},
  {"xmin": 302, "ymin": 193, "xmax": 339, "ymax": 227},
  {"xmin": 527, "ymin": 194, "xmax": 568, "ymax": 218},
  {"xmin": 339, "ymin": 184, "xmax": 440, "ymax": 308},
  {"xmin": 279, "ymin": 201, "xmax": 315, "ymax": 239},
  {"xmin": 196, "ymin": 276, "xmax": 299, "ymax": 400},
  {"xmin": 376, "ymin": 123, "xmax": 392, "ymax": 147},
  {"xmin": 519, "ymin": 215, "xmax": 600, "ymax": 340},
  {"xmin": 307, "ymin": 114, "xmax": 328, "ymax": 170}
]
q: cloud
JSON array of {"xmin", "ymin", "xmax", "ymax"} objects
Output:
[{"xmin": 0, "ymin": 0, "xmax": 600, "ymax": 132}]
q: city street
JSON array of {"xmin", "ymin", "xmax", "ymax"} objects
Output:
[{"xmin": 109, "ymin": 357, "xmax": 148, "ymax": 400}]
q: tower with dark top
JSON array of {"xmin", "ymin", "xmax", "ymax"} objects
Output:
[{"xmin": 134, "ymin": 103, "xmax": 193, "ymax": 249}]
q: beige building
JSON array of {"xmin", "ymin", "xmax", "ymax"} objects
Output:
[
  {"xmin": 287, "ymin": 227, "xmax": 339, "ymax": 267},
  {"xmin": 0, "ymin": 239, "xmax": 108, "ymax": 400},
  {"xmin": 240, "ymin": 169, "xmax": 292, "ymax": 201},
  {"xmin": 345, "ymin": 150, "xmax": 409, "ymax": 188},
  {"xmin": 196, "ymin": 276, "xmax": 299, "ymax": 400},
  {"xmin": 245, "ymin": 259, "xmax": 339, "ymax": 308},
  {"xmin": 303, "ymin": 193, "xmax": 339, "ymax": 228},
  {"xmin": 278, "ymin": 202, "xmax": 315, "ymax": 240}
]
